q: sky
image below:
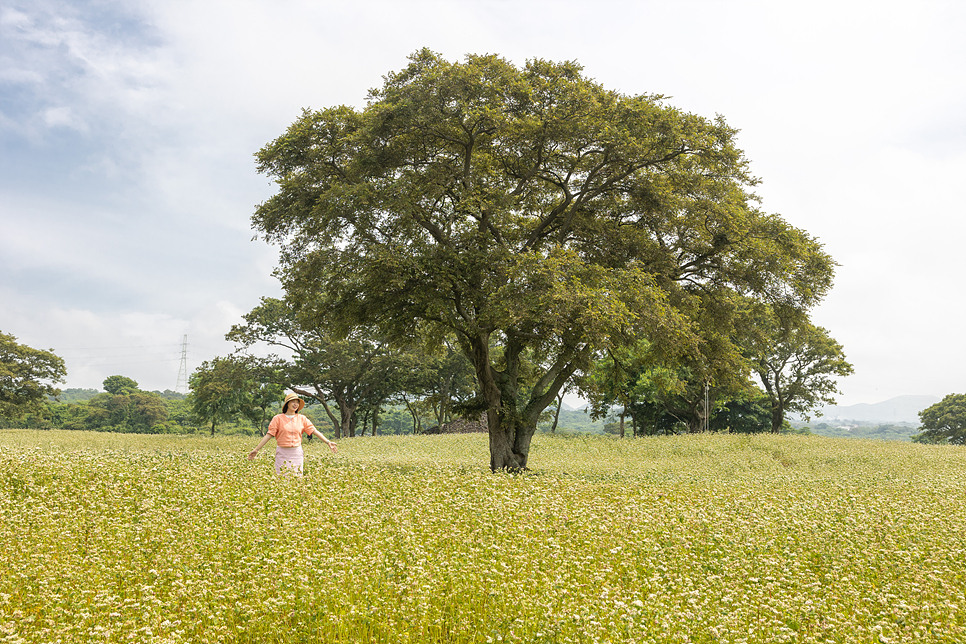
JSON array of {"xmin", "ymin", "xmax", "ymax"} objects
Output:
[{"xmin": 1, "ymin": 0, "xmax": 964, "ymax": 405}]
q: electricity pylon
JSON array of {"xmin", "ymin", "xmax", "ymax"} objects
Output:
[{"xmin": 176, "ymin": 335, "xmax": 189, "ymax": 394}]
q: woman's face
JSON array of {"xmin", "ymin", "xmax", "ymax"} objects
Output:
[{"xmin": 285, "ymin": 400, "xmax": 299, "ymax": 413}]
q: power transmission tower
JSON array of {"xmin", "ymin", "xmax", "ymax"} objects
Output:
[{"xmin": 176, "ymin": 335, "xmax": 189, "ymax": 393}]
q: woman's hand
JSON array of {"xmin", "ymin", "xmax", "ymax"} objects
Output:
[
  {"xmin": 327, "ymin": 441, "xmax": 338, "ymax": 454},
  {"xmin": 249, "ymin": 434, "xmax": 272, "ymax": 460}
]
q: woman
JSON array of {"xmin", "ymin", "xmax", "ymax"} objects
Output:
[{"xmin": 248, "ymin": 393, "xmax": 337, "ymax": 475}]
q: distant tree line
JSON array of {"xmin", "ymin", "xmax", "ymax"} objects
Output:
[{"xmin": 0, "ymin": 373, "xmax": 199, "ymax": 434}]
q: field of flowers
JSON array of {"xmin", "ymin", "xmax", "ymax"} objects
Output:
[{"xmin": 2, "ymin": 429, "xmax": 966, "ymax": 643}]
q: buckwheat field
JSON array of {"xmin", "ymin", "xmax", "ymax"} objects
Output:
[{"xmin": 2, "ymin": 430, "xmax": 965, "ymax": 643}]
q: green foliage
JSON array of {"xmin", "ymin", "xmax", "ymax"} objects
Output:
[
  {"xmin": 6, "ymin": 377, "xmax": 221, "ymax": 434},
  {"xmin": 396, "ymin": 343, "xmax": 477, "ymax": 429},
  {"xmin": 159, "ymin": 397, "xmax": 196, "ymax": 433},
  {"xmin": 85, "ymin": 385, "xmax": 169, "ymax": 434},
  {"xmin": 102, "ymin": 375, "xmax": 139, "ymax": 395},
  {"xmin": 0, "ymin": 331, "xmax": 66, "ymax": 420},
  {"xmin": 536, "ymin": 408, "xmax": 604, "ymax": 434},
  {"xmin": 252, "ymin": 50, "xmax": 835, "ymax": 469},
  {"xmin": 47, "ymin": 401, "xmax": 91, "ymax": 430},
  {"xmin": 153, "ymin": 389, "xmax": 188, "ymax": 401},
  {"xmin": 913, "ymin": 393, "xmax": 966, "ymax": 445},
  {"xmin": 54, "ymin": 388, "xmax": 100, "ymax": 402},
  {"xmin": 711, "ymin": 389, "xmax": 774, "ymax": 434},
  {"xmin": 371, "ymin": 407, "xmax": 417, "ymax": 435},
  {"xmin": 581, "ymin": 335, "xmax": 767, "ymax": 436},
  {"xmin": 10, "ymin": 394, "xmax": 203, "ymax": 434},
  {"xmin": 228, "ymin": 298, "xmax": 470, "ymax": 439}
]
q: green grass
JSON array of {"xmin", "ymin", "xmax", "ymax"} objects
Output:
[{"xmin": 2, "ymin": 430, "xmax": 965, "ymax": 643}]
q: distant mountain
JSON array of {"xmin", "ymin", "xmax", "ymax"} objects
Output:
[
  {"xmin": 560, "ymin": 395, "xmax": 940, "ymax": 425},
  {"xmin": 808, "ymin": 395, "xmax": 941, "ymax": 424},
  {"xmin": 558, "ymin": 400, "xmax": 585, "ymax": 412}
]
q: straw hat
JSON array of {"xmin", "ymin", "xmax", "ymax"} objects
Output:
[{"xmin": 282, "ymin": 393, "xmax": 305, "ymax": 413}]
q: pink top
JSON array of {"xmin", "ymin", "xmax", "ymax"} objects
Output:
[{"xmin": 267, "ymin": 413, "xmax": 316, "ymax": 447}]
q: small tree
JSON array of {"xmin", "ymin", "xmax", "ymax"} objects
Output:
[
  {"xmin": 744, "ymin": 306, "xmax": 853, "ymax": 433},
  {"xmin": 188, "ymin": 358, "xmax": 252, "ymax": 436},
  {"xmin": 233, "ymin": 357, "xmax": 286, "ymax": 433},
  {"xmin": 913, "ymin": 394, "xmax": 966, "ymax": 445},
  {"xmin": 228, "ymin": 298, "xmax": 415, "ymax": 438}
]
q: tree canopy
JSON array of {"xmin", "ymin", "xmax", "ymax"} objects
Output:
[
  {"xmin": 913, "ymin": 394, "xmax": 966, "ymax": 445},
  {"xmin": 251, "ymin": 50, "xmax": 836, "ymax": 469},
  {"xmin": 103, "ymin": 375, "xmax": 139, "ymax": 395},
  {"xmin": 0, "ymin": 331, "xmax": 66, "ymax": 419}
]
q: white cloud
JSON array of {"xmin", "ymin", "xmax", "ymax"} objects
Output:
[
  {"xmin": 0, "ymin": 6, "xmax": 32, "ymax": 29},
  {"xmin": 0, "ymin": 64, "xmax": 43, "ymax": 84},
  {"xmin": 42, "ymin": 105, "xmax": 87, "ymax": 130},
  {"xmin": 0, "ymin": 285, "xmax": 252, "ymax": 392},
  {"xmin": 1, "ymin": 0, "xmax": 964, "ymax": 406}
]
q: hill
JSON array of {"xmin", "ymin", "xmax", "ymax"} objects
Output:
[{"xmin": 810, "ymin": 395, "xmax": 940, "ymax": 424}]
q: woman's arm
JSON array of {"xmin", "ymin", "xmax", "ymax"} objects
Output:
[
  {"xmin": 311, "ymin": 427, "xmax": 338, "ymax": 453},
  {"xmin": 248, "ymin": 433, "xmax": 274, "ymax": 460}
]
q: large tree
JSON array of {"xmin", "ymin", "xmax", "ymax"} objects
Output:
[
  {"xmin": 252, "ymin": 50, "xmax": 834, "ymax": 470},
  {"xmin": 0, "ymin": 331, "xmax": 67, "ymax": 419}
]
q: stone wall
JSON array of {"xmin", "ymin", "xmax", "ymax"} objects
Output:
[{"xmin": 423, "ymin": 412, "xmax": 487, "ymax": 434}]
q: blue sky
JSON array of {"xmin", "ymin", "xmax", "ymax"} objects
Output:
[{"xmin": 1, "ymin": 0, "xmax": 964, "ymax": 405}]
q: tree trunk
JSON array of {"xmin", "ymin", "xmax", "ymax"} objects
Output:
[
  {"xmin": 770, "ymin": 404, "xmax": 784, "ymax": 433},
  {"xmin": 550, "ymin": 390, "xmax": 564, "ymax": 434},
  {"xmin": 487, "ymin": 407, "xmax": 532, "ymax": 471},
  {"xmin": 619, "ymin": 408, "xmax": 626, "ymax": 439},
  {"xmin": 320, "ymin": 399, "xmax": 340, "ymax": 438},
  {"xmin": 466, "ymin": 331, "xmax": 574, "ymax": 471},
  {"xmin": 404, "ymin": 399, "xmax": 423, "ymax": 434},
  {"xmin": 759, "ymin": 372, "xmax": 785, "ymax": 434},
  {"xmin": 347, "ymin": 411, "xmax": 357, "ymax": 438},
  {"xmin": 333, "ymin": 394, "xmax": 356, "ymax": 439},
  {"xmin": 686, "ymin": 397, "xmax": 707, "ymax": 433},
  {"xmin": 210, "ymin": 419, "xmax": 216, "ymax": 437}
]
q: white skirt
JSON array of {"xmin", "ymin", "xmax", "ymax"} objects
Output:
[{"xmin": 274, "ymin": 445, "xmax": 304, "ymax": 476}]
